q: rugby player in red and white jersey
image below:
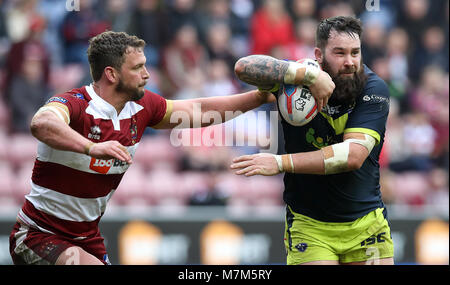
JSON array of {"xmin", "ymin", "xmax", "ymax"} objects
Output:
[{"xmin": 8, "ymin": 31, "xmax": 284, "ymax": 265}]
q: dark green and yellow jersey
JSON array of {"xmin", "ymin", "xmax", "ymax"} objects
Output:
[{"xmin": 278, "ymin": 65, "xmax": 390, "ymax": 222}]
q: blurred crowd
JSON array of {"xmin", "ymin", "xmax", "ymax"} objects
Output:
[{"xmin": 0, "ymin": 0, "xmax": 448, "ymax": 215}]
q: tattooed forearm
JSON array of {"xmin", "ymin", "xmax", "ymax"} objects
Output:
[{"xmin": 234, "ymin": 55, "xmax": 289, "ymax": 89}]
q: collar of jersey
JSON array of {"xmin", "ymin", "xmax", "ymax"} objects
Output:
[{"xmin": 84, "ymin": 84, "xmax": 143, "ymax": 131}]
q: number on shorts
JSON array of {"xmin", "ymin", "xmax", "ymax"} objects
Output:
[{"xmin": 365, "ymin": 247, "xmax": 380, "ymax": 265}]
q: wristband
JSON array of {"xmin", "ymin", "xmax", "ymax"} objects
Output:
[
  {"xmin": 289, "ymin": 154, "xmax": 295, "ymax": 172},
  {"xmin": 282, "ymin": 154, "xmax": 295, "ymax": 173},
  {"xmin": 273, "ymin": 155, "xmax": 283, "ymax": 172},
  {"xmin": 283, "ymin": 61, "xmax": 320, "ymax": 86},
  {"xmin": 84, "ymin": 142, "xmax": 95, "ymax": 155},
  {"xmin": 273, "ymin": 154, "xmax": 295, "ymax": 173}
]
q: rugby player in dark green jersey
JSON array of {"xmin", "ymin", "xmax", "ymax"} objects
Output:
[{"xmin": 231, "ymin": 16, "xmax": 394, "ymax": 265}]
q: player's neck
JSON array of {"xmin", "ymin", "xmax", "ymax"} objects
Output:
[{"xmin": 92, "ymin": 82, "xmax": 127, "ymax": 114}]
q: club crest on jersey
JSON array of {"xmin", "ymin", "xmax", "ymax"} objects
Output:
[
  {"xmin": 88, "ymin": 125, "xmax": 101, "ymax": 140},
  {"xmin": 130, "ymin": 117, "xmax": 137, "ymax": 145},
  {"xmin": 306, "ymin": 127, "xmax": 331, "ymax": 149}
]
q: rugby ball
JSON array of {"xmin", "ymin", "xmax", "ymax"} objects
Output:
[{"xmin": 277, "ymin": 84, "xmax": 318, "ymax": 126}]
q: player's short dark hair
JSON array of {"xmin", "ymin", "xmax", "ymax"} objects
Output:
[
  {"xmin": 87, "ymin": 31, "xmax": 146, "ymax": 81},
  {"xmin": 315, "ymin": 16, "xmax": 363, "ymax": 51}
]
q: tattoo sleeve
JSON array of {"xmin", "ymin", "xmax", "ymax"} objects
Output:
[{"xmin": 234, "ymin": 55, "xmax": 289, "ymax": 90}]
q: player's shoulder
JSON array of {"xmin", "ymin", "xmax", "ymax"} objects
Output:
[
  {"xmin": 362, "ymin": 65, "xmax": 390, "ymax": 99},
  {"xmin": 143, "ymin": 89, "xmax": 164, "ymax": 99},
  {"xmin": 46, "ymin": 86, "xmax": 91, "ymax": 105},
  {"xmin": 136, "ymin": 89, "xmax": 166, "ymax": 105}
]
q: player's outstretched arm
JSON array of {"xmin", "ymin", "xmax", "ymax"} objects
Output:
[
  {"xmin": 234, "ymin": 55, "xmax": 335, "ymax": 112},
  {"xmin": 30, "ymin": 109, "xmax": 132, "ymax": 164},
  {"xmin": 230, "ymin": 132, "xmax": 374, "ymax": 176},
  {"xmin": 230, "ymin": 150, "xmax": 325, "ymax": 176},
  {"xmin": 153, "ymin": 89, "xmax": 275, "ymax": 129}
]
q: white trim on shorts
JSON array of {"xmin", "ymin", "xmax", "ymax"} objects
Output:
[{"xmin": 12, "ymin": 224, "xmax": 52, "ymax": 265}]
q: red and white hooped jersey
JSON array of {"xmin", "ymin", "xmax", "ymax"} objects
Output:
[{"xmin": 18, "ymin": 84, "xmax": 167, "ymax": 239}]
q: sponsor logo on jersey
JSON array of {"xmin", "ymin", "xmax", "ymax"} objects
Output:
[
  {"xmin": 89, "ymin": 157, "xmax": 129, "ymax": 174},
  {"xmin": 323, "ymin": 102, "xmax": 356, "ymax": 116},
  {"xmin": 362, "ymin": 94, "xmax": 389, "ymax": 103},
  {"xmin": 46, "ymin": 97, "xmax": 68, "ymax": 104},
  {"xmin": 323, "ymin": 105, "xmax": 341, "ymax": 115}
]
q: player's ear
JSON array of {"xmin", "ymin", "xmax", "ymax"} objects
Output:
[
  {"xmin": 314, "ymin": 47, "xmax": 323, "ymax": 65},
  {"xmin": 104, "ymin": 66, "xmax": 118, "ymax": 83}
]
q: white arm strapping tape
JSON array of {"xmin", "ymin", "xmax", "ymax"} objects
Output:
[
  {"xmin": 284, "ymin": 61, "xmax": 320, "ymax": 86},
  {"xmin": 35, "ymin": 106, "xmax": 70, "ymax": 124},
  {"xmin": 324, "ymin": 142, "xmax": 350, "ymax": 175},
  {"xmin": 303, "ymin": 64, "xmax": 320, "ymax": 86},
  {"xmin": 273, "ymin": 154, "xmax": 283, "ymax": 172},
  {"xmin": 323, "ymin": 134, "xmax": 376, "ymax": 175},
  {"xmin": 289, "ymin": 154, "xmax": 294, "ymax": 172},
  {"xmin": 345, "ymin": 134, "xmax": 376, "ymax": 154},
  {"xmin": 273, "ymin": 154, "xmax": 295, "ymax": 173}
]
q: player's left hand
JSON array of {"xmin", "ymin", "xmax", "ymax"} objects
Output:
[
  {"xmin": 309, "ymin": 69, "xmax": 335, "ymax": 111},
  {"xmin": 230, "ymin": 153, "xmax": 279, "ymax": 176}
]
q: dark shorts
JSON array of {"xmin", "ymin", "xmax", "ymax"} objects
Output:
[{"xmin": 9, "ymin": 222, "xmax": 109, "ymax": 265}]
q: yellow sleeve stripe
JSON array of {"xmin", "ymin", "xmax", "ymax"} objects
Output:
[
  {"xmin": 38, "ymin": 102, "xmax": 70, "ymax": 124},
  {"xmin": 152, "ymin": 99, "xmax": 173, "ymax": 129},
  {"xmin": 344, "ymin": 128, "xmax": 381, "ymax": 145}
]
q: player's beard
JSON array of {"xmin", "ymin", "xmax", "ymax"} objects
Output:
[
  {"xmin": 321, "ymin": 58, "xmax": 367, "ymax": 106},
  {"xmin": 115, "ymin": 77, "xmax": 145, "ymax": 101}
]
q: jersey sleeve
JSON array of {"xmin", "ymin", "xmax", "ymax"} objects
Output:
[
  {"xmin": 140, "ymin": 90, "xmax": 169, "ymax": 127},
  {"xmin": 43, "ymin": 93, "xmax": 84, "ymax": 125},
  {"xmin": 344, "ymin": 78, "xmax": 390, "ymax": 145}
]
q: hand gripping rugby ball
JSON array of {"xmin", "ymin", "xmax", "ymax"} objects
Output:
[
  {"xmin": 277, "ymin": 84, "xmax": 318, "ymax": 126},
  {"xmin": 277, "ymin": 58, "xmax": 320, "ymax": 126}
]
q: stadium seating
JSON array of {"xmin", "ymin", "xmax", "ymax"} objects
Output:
[
  {"xmin": 0, "ymin": 162, "xmax": 17, "ymax": 210},
  {"xmin": 133, "ymin": 135, "xmax": 180, "ymax": 171},
  {"xmin": 7, "ymin": 134, "xmax": 38, "ymax": 168},
  {"xmin": 110, "ymin": 162, "xmax": 148, "ymax": 206},
  {"xmin": 11, "ymin": 160, "xmax": 34, "ymax": 205}
]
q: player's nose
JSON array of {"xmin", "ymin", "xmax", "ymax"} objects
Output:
[
  {"xmin": 343, "ymin": 56, "xmax": 354, "ymax": 67},
  {"xmin": 142, "ymin": 67, "xmax": 150, "ymax": 80}
]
